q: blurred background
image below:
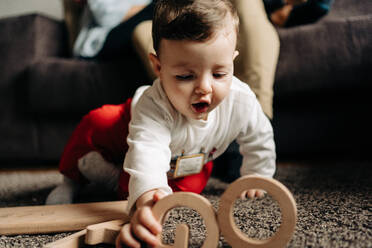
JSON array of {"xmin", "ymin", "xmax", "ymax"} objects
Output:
[{"xmin": 0, "ymin": 0, "xmax": 63, "ymax": 20}]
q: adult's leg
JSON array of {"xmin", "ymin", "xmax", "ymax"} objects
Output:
[
  {"xmin": 232, "ymin": 0, "xmax": 280, "ymax": 119},
  {"xmin": 132, "ymin": 20, "xmax": 157, "ymax": 80}
]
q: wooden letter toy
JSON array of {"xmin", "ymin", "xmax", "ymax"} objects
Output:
[
  {"xmin": 152, "ymin": 175, "xmax": 297, "ymax": 248},
  {"xmin": 217, "ymin": 175, "xmax": 297, "ymax": 248},
  {"xmin": 152, "ymin": 192, "xmax": 220, "ymax": 248}
]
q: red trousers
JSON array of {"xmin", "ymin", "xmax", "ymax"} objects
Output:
[{"xmin": 59, "ymin": 98, "xmax": 214, "ymax": 199}]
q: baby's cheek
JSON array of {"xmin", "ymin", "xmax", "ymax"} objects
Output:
[{"xmin": 214, "ymin": 84, "xmax": 231, "ymax": 103}]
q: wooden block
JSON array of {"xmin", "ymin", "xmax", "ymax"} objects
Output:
[
  {"xmin": 217, "ymin": 175, "xmax": 297, "ymax": 248},
  {"xmin": 43, "ymin": 219, "xmax": 126, "ymax": 248},
  {"xmin": 152, "ymin": 192, "xmax": 219, "ymax": 248},
  {"xmin": 43, "ymin": 229, "xmax": 86, "ymax": 248},
  {"xmin": 85, "ymin": 219, "xmax": 125, "ymax": 245},
  {"xmin": 0, "ymin": 201, "xmax": 129, "ymax": 235}
]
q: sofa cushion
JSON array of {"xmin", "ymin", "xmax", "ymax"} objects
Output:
[
  {"xmin": 274, "ymin": 14, "xmax": 372, "ymax": 100},
  {"xmin": 27, "ymin": 56, "xmax": 150, "ymax": 115},
  {"xmin": 325, "ymin": 0, "xmax": 372, "ymax": 19}
]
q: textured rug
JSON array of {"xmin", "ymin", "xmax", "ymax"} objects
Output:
[{"xmin": 0, "ymin": 160, "xmax": 371, "ymax": 248}]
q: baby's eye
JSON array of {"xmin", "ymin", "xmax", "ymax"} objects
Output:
[
  {"xmin": 213, "ymin": 73, "xmax": 227, "ymax": 79},
  {"xmin": 175, "ymin": 75, "xmax": 194, "ymax": 81}
]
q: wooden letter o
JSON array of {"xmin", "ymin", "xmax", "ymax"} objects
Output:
[
  {"xmin": 152, "ymin": 192, "xmax": 219, "ymax": 248},
  {"xmin": 217, "ymin": 175, "xmax": 297, "ymax": 248}
]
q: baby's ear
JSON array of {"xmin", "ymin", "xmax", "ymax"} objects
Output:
[
  {"xmin": 148, "ymin": 53, "xmax": 161, "ymax": 77},
  {"xmin": 233, "ymin": 50, "xmax": 239, "ymax": 60}
]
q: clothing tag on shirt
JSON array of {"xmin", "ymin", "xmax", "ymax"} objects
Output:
[{"xmin": 172, "ymin": 153, "xmax": 205, "ymax": 178}]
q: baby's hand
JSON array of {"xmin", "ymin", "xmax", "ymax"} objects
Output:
[
  {"xmin": 116, "ymin": 189, "xmax": 166, "ymax": 248},
  {"xmin": 240, "ymin": 189, "xmax": 266, "ymax": 200}
]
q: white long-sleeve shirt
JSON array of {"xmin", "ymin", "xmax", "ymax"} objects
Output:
[{"xmin": 124, "ymin": 76, "xmax": 276, "ymax": 211}]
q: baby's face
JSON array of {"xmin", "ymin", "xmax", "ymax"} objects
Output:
[{"xmin": 153, "ymin": 22, "xmax": 238, "ymax": 121}]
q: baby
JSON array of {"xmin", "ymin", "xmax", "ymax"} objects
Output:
[{"xmin": 46, "ymin": 0, "xmax": 276, "ymax": 247}]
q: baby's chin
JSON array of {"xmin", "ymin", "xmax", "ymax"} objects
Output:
[{"xmin": 189, "ymin": 111, "xmax": 209, "ymax": 121}]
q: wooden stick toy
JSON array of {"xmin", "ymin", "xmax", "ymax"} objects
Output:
[{"xmin": 0, "ymin": 200, "xmax": 129, "ymax": 235}]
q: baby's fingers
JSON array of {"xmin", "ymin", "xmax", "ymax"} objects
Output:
[
  {"xmin": 116, "ymin": 223, "xmax": 140, "ymax": 248},
  {"xmin": 240, "ymin": 190, "xmax": 253, "ymax": 199},
  {"xmin": 255, "ymin": 189, "xmax": 266, "ymax": 198},
  {"xmin": 137, "ymin": 206, "xmax": 162, "ymax": 235},
  {"xmin": 240, "ymin": 189, "xmax": 266, "ymax": 199},
  {"xmin": 153, "ymin": 189, "xmax": 167, "ymax": 203},
  {"xmin": 130, "ymin": 207, "xmax": 162, "ymax": 246},
  {"xmin": 132, "ymin": 222, "xmax": 159, "ymax": 247},
  {"xmin": 240, "ymin": 190, "xmax": 246, "ymax": 199}
]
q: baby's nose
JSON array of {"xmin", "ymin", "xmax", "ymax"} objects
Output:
[{"xmin": 195, "ymin": 78, "xmax": 212, "ymax": 94}]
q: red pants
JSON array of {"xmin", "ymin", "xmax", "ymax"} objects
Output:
[{"xmin": 59, "ymin": 98, "xmax": 214, "ymax": 199}]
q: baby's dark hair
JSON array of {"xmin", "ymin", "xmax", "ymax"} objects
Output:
[{"xmin": 152, "ymin": 0, "xmax": 239, "ymax": 53}]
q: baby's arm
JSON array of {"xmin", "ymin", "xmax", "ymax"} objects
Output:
[
  {"xmin": 116, "ymin": 189, "xmax": 166, "ymax": 248},
  {"xmin": 235, "ymin": 85, "xmax": 276, "ymax": 199}
]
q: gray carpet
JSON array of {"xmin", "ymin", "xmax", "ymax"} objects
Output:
[{"xmin": 0, "ymin": 160, "xmax": 371, "ymax": 248}]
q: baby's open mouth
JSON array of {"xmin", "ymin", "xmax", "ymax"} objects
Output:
[{"xmin": 192, "ymin": 102, "xmax": 209, "ymax": 113}]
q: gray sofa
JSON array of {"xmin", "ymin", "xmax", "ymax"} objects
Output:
[
  {"xmin": 272, "ymin": 0, "xmax": 372, "ymax": 157},
  {"xmin": 0, "ymin": 0, "xmax": 371, "ymax": 164}
]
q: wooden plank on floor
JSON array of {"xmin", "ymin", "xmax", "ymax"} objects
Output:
[{"xmin": 0, "ymin": 201, "xmax": 129, "ymax": 235}]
